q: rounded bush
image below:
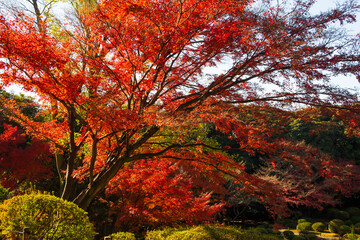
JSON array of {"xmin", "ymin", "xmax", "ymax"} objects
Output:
[
  {"xmin": 338, "ymin": 225, "xmax": 351, "ymax": 236},
  {"xmin": 282, "ymin": 230, "xmax": 295, "ymax": 240},
  {"xmin": 296, "ymin": 222, "xmax": 312, "ymax": 233},
  {"xmin": 0, "ymin": 185, "xmax": 9, "ymax": 204},
  {"xmin": 298, "ymin": 219, "xmax": 309, "ymax": 224},
  {"xmin": 346, "ymin": 207, "xmax": 360, "ymax": 217},
  {"xmin": 312, "ymin": 222, "xmax": 326, "ymax": 232},
  {"xmin": 145, "ymin": 225, "xmax": 282, "ymax": 240},
  {"xmin": 338, "ymin": 211, "xmax": 351, "ymax": 220},
  {"xmin": 346, "ymin": 220, "xmax": 354, "ymax": 226},
  {"xmin": 111, "ymin": 232, "xmax": 136, "ymax": 240},
  {"xmin": 328, "ymin": 219, "xmax": 345, "ymax": 233},
  {"xmin": 0, "ymin": 192, "xmax": 95, "ymax": 240},
  {"xmin": 327, "ymin": 208, "xmax": 340, "ymax": 219}
]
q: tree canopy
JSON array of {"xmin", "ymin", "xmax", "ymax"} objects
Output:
[{"xmin": 0, "ymin": 0, "xmax": 360, "ymax": 212}]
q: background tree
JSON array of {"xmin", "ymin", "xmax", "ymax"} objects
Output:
[
  {"xmin": 0, "ymin": 90, "xmax": 52, "ymax": 190},
  {"xmin": 288, "ymin": 107, "xmax": 360, "ymax": 162},
  {"xmin": 0, "ymin": 0, "xmax": 360, "ymax": 213},
  {"xmin": 221, "ymin": 106, "xmax": 360, "ymax": 218},
  {"xmin": 105, "ymin": 159, "xmax": 226, "ymax": 233}
]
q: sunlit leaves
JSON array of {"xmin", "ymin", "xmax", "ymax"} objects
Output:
[{"xmin": 0, "ymin": 0, "xmax": 359, "ymax": 211}]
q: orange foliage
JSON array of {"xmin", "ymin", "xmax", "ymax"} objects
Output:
[{"xmin": 0, "ymin": 0, "xmax": 359, "ymax": 214}]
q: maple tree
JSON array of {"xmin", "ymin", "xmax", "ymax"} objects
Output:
[
  {"xmin": 105, "ymin": 159, "xmax": 226, "ymax": 232},
  {"xmin": 222, "ymin": 106, "xmax": 360, "ymax": 217},
  {"xmin": 0, "ymin": 0, "xmax": 360, "ymax": 212},
  {"xmin": 0, "ymin": 123, "xmax": 51, "ymax": 189},
  {"xmin": 0, "ymin": 91, "xmax": 52, "ymax": 189}
]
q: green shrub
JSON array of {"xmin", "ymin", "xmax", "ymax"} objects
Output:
[
  {"xmin": 338, "ymin": 211, "xmax": 351, "ymax": 220},
  {"xmin": 338, "ymin": 225, "xmax": 352, "ymax": 236},
  {"xmin": 0, "ymin": 185, "xmax": 9, "ymax": 204},
  {"xmin": 312, "ymin": 222, "xmax": 326, "ymax": 232},
  {"xmin": 146, "ymin": 227, "xmax": 182, "ymax": 239},
  {"xmin": 282, "ymin": 230, "xmax": 295, "ymax": 240},
  {"xmin": 145, "ymin": 225, "xmax": 282, "ymax": 240},
  {"xmin": 346, "ymin": 220, "xmax": 354, "ymax": 225},
  {"xmin": 298, "ymin": 219, "xmax": 310, "ymax": 224},
  {"xmin": 111, "ymin": 232, "xmax": 136, "ymax": 240},
  {"xmin": 343, "ymin": 233, "xmax": 360, "ymax": 240},
  {"xmin": 327, "ymin": 208, "xmax": 341, "ymax": 219},
  {"xmin": 296, "ymin": 222, "xmax": 312, "ymax": 233},
  {"xmin": 280, "ymin": 219, "xmax": 296, "ymax": 228},
  {"xmin": 252, "ymin": 227, "xmax": 269, "ymax": 234},
  {"xmin": 351, "ymin": 216, "xmax": 360, "ymax": 224},
  {"xmin": 346, "ymin": 207, "xmax": 360, "ymax": 217},
  {"xmin": 326, "ymin": 208, "xmax": 350, "ymax": 220},
  {"xmin": 328, "ymin": 219, "xmax": 345, "ymax": 233},
  {"xmin": 0, "ymin": 192, "xmax": 95, "ymax": 240}
]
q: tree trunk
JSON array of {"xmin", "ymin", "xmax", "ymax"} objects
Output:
[
  {"xmin": 73, "ymin": 159, "xmax": 126, "ymax": 209},
  {"xmin": 73, "ymin": 125, "xmax": 160, "ymax": 209}
]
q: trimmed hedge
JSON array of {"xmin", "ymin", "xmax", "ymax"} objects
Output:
[
  {"xmin": 0, "ymin": 192, "xmax": 95, "ymax": 240},
  {"xmin": 296, "ymin": 222, "xmax": 312, "ymax": 233},
  {"xmin": 328, "ymin": 219, "xmax": 345, "ymax": 233},
  {"xmin": 327, "ymin": 208, "xmax": 341, "ymax": 219},
  {"xmin": 338, "ymin": 225, "xmax": 352, "ymax": 236},
  {"xmin": 312, "ymin": 222, "xmax": 326, "ymax": 232},
  {"xmin": 298, "ymin": 219, "xmax": 309, "ymax": 224},
  {"xmin": 111, "ymin": 232, "xmax": 136, "ymax": 240},
  {"xmin": 338, "ymin": 211, "xmax": 351, "ymax": 220},
  {"xmin": 145, "ymin": 225, "xmax": 282, "ymax": 240}
]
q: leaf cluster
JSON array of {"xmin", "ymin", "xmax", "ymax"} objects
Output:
[{"xmin": 0, "ymin": 192, "xmax": 95, "ymax": 240}]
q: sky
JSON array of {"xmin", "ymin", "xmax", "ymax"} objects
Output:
[
  {"xmin": 311, "ymin": 0, "xmax": 360, "ymax": 91},
  {"xmin": 3, "ymin": 0, "xmax": 360, "ymax": 95}
]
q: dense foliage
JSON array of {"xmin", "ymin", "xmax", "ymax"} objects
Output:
[
  {"xmin": 105, "ymin": 159, "xmax": 225, "ymax": 232},
  {"xmin": 0, "ymin": 192, "xmax": 95, "ymax": 240},
  {"xmin": 0, "ymin": 124, "xmax": 52, "ymax": 189},
  {"xmin": 0, "ymin": 0, "xmax": 360, "ymax": 236},
  {"xmin": 0, "ymin": 90, "xmax": 52, "ymax": 189},
  {"xmin": 145, "ymin": 225, "xmax": 282, "ymax": 240},
  {"xmin": 0, "ymin": 0, "xmax": 359, "ymax": 212},
  {"xmin": 111, "ymin": 232, "xmax": 136, "ymax": 240},
  {"xmin": 0, "ymin": 185, "xmax": 9, "ymax": 203}
]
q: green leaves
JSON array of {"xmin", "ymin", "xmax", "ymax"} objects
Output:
[{"xmin": 0, "ymin": 192, "xmax": 95, "ymax": 240}]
